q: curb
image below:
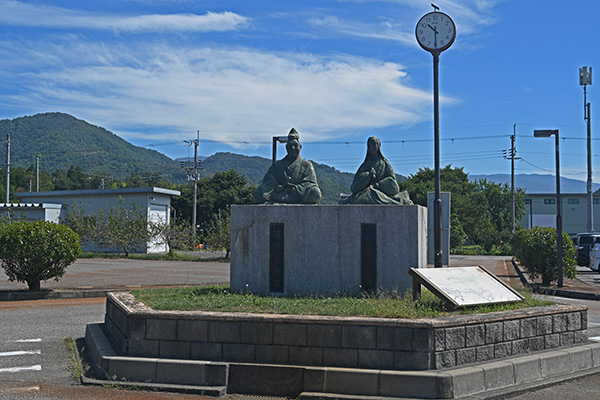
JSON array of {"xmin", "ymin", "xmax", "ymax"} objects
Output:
[
  {"xmin": 84, "ymin": 321, "xmax": 600, "ymax": 400},
  {"xmin": 0, "ymin": 289, "xmax": 119, "ymax": 301},
  {"xmin": 512, "ymin": 259, "xmax": 600, "ymax": 301}
]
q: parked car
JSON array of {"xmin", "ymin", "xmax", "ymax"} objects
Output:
[{"xmin": 575, "ymin": 233, "xmax": 600, "ymax": 272}]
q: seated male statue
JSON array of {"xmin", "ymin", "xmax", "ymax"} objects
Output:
[
  {"xmin": 253, "ymin": 128, "xmax": 322, "ymax": 204},
  {"xmin": 341, "ymin": 136, "xmax": 413, "ymax": 205}
]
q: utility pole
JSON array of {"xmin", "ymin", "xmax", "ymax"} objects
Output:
[
  {"xmin": 35, "ymin": 155, "xmax": 40, "ymax": 192},
  {"xmin": 580, "ymin": 66, "xmax": 593, "ymax": 232},
  {"xmin": 504, "ymin": 125, "xmax": 520, "ymax": 233},
  {"xmin": 184, "ymin": 130, "xmax": 200, "ymax": 235},
  {"xmin": 5, "ymin": 133, "xmax": 10, "ymax": 203}
]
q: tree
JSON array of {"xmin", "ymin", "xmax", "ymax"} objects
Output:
[
  {"xmin": 398, "ymin": 165, "xmax": 526, "ymax": 250},
  {"xmin": 0, "ymin": 221, "xmax": 81, "ymax": 291},
  {"xmin": 512, "ymin": 226, "xmax": 577, "ymax": 285},
  {"xmin": 95, "ymin": 197, "xmax": 148, "ymax": 256},
  {"xmin": 172, "ymin": 170, "xmax": 254, "ymax": 230},
  {"xmin": 148, "ymin": 219, "xmax": 195, "ymax": 256},
  {"xmin": 63, "ymin": 201, "xmax": 98, "ymax": 245},
  {"xmin": 205, "ymin": 216, "xmax": 231, "ymax": 258}
]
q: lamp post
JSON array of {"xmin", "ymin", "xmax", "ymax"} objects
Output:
[
  {"xmin": 580, "ymin": 66, "xmax": 592, "ymax": 232},
  {"xmin": 534, "ymin": 129, "xmax": 563, "ymax": 287}
]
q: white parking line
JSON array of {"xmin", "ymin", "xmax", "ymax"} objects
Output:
[
  {"xmin": 0, "ymin": 350, "xmax": 41, "ymax": 357},
  {"xmin": 588, "ymin": 336, "xmax": 600, "ymax": 342},
  {"xmin": 13, "ymin": 339, "xmax": 42, "ymax": 343},
  {"xmin": 0, "ymin": 365, "xmax": 42, "ymax": 373}
]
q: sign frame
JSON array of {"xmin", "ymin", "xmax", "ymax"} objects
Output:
[{"xmin": 409, "ymin": 266, "xmax": 525, "ymax": 310}]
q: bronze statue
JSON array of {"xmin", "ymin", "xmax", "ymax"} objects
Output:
[
  {"xmin": 253, "ymin": 128, "xmax": 322, "ymax": 204},
  {"xmin": 341, "ymin": 136, "xmax": 413, "ymax": 205}
]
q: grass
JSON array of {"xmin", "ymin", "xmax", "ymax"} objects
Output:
[
  {"xmin": 78, "ymin": 251, "xmax": 229, "ymax": 262},
  {"xmin": 64, "ymin": 337, "xmax": 83, "ymax": 380},
  {"xmin": 131, "ymin": 285, "xmax": 553, "ymax": 319}
]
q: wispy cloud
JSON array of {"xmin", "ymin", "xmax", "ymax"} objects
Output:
[
  {"xmin": 0, "ymin": 0, "xmax": 249, "ymax": 32},
  {"xmin": 0, "ymin": 38, "xmax": 435, "ymax": 145},
  {"xmin": 324, "ymin": 0, "xmax": 500, "ymax": 43},
  {"xmin": 308, "ymin": 16, "xmax": 416, "ymax": 46}
]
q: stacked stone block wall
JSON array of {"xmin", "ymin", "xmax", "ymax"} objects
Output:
[{"xmin": 105, "ymin": 292, "xmax": 588, "ymax": 371}]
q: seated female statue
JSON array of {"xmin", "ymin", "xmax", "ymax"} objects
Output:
[{"xmin": 341, "ymin": 136, "xmax": 412, "ymax": 205}]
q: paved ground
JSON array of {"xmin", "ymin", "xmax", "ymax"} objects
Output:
[
  {"xmin": 1, "ymin": 253, "xmax": 600, "ymax": 399},
  {"xmin": 0, "ymin": 253, "xmax": 230, "ymax": 293},
  {"xmin": 1, "ymin": 252, "xmax": 598, "ymax": 299}
]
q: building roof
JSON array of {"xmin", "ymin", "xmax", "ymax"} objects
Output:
[
  {"xmin": 0, "ymin": 203, "xmax": 62, "ymax": 209},
  {"xmin": 16, "ymin": 187, "xmax": 181, "ymax": 199}
]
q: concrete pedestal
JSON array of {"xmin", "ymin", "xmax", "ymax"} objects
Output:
[{"xmin": 230, "ymin": 204, "xmax": 427, "ymax": 296}]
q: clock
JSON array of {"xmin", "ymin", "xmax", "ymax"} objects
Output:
[{"xmin": 415, "ymin": 11, "xmax": 456, "ymax": 53}]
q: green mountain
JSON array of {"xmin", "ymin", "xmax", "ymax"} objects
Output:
[
  {"xmin": 0, "ymin": 112, "xmax": 407, "ymax": 204},
  {"xmin": 200, "ymin": 152, "xmax": 355, "ymax": 204},
  {"xmin": 0, "ymin": 112, "xmax": 185, "ymax": 180}
]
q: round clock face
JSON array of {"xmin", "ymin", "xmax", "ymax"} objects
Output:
[{"xmin": 415, "ymin": 11, "xmax": 456, "ymax": 53}]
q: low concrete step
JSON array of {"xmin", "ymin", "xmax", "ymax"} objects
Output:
[{"xmin": 82, "ymin": 376, "xmax": 226, "ymax": 396}]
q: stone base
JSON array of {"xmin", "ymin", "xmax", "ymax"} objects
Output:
[
  {"xmin": 230, "ymin": 204, "xmax": 427, "ymax": 296},
  {"xmin": 84, "ymin": 292, "xmax": 597, "ymax": 399}
]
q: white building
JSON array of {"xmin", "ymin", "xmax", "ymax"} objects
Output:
[
  {"xmin": 14, "ymin": 187, "xmax": 180, "ymax": 253},
  {"xmin": 520, "ymin": 193, "xmax": 600, "ymax": 237}
]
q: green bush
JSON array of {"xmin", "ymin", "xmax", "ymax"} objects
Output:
[
  {"xmin": 0, "ymin": 221, "xmax": 81, "ymax": 291},
  {"xmin": 511, "ymin": 226, "xmax": 576, "ymax": 285}
]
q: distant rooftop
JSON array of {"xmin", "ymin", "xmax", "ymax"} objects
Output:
[{"xmin": 16, "ymin": 187, "xmax": 181, "ymax": 198}]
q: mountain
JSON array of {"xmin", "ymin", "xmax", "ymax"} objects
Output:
[
  {"xmin": 0, "ymin": 112, "xmax": 185, "ymax": 180},
  {"xmin": 200, "ymin": 152, "xmax": 355, "ymax": 204},
  {"xmin": 469, "ymin": 173, "xmax": 600, "ymax": 194}
]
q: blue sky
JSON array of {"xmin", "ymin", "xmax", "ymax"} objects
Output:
[{"xmin": 0, "ymin": 0, "xmax": 597, "ymax": 182}]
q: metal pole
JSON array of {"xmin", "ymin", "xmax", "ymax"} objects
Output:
[
  {"xmin": 555, "ymin": 131, "xmax": 563, "ymax": 287},
  {"xmin": 511, "ymin": 124, "xmax": 516, "ymax": 233},
  {"xmin": 587, "ymin": 101, "xmax": 593, "ymax": 232},
  {"xmin": 35, "ymin": 155, "xmax": 40, "ymax": 192},
  {"xmin": 433, "ymin": 51, "xmax": 442, "ymax": 268},
  {"xmin": 5, "ymin": 133, "xmax": 9, "ymax": 203},
  {"xmin": 192, "ymin": 130, "xmax": 199, "ymax": 235}
]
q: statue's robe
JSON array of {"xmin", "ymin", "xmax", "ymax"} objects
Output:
[
  {"xmin": 341, "ymin": 156, "xmax": 412, "ymax": 205},
  {"xmin": 254, "ymin": 155, "xmax": 321, "ymax": 204}
]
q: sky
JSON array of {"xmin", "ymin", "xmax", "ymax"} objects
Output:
[{"xmin": 0, "ymin": 0, "xmax": 598, "ymax": 183}]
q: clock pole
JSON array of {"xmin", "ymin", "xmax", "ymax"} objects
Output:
[
  {"xmin": 415, "ymin": 7, "xmax": 455, "ymax": 268},
  {"xmin": 433, "ymin": 50, "xmax": 442, "ymax": 268}
]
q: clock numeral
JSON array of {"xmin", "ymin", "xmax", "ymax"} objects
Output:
[
  {"xmin": 419, "ymin": 29, "xmax": 424, "ymax": 35},
  {"xmin": 440, "ymin": 40, "xmax": 445, "ymax": 46}
]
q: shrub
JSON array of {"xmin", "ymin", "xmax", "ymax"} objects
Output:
[
  {"xmin": 0, "ymin": 221, "xmax": 81, "ymax": 291},
  {"xmin": 511, "ymin": 226, "xmax": 576, "ymax": 285}
]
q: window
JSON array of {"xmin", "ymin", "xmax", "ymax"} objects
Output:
[
  {"xmin": 544, "ymin": 199, "xmax": 556, "ymax": 205},
  {"xmin": 594, "ymin": 199, "xmax": 600, "ymax": 204},
  {"xmin": 568, "ymin": 199, "xmax": 579, "ymax": 205},
  {"xmin": 524, "ymin": 199, "xmax": 532, "ymax": 204}
]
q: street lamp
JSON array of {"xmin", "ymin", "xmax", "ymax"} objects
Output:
[
  {"xmin": 533, "ymin": 129, "xmax": 563, "ymax": 287},
  {"xmin": 580, "ymin": 66, "xmax": 592, "ymax": 232}
]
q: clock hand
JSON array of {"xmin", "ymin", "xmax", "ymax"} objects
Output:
[{"xmin": 428, "ymin": 24, "xmax": 438, "ymax": 47}]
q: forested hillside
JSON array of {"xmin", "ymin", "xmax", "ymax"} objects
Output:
[
  {"xmin": 201, "ymin": 152, "xmax": 354, "ymax": 204},
  {"xmin": 0, "ymin": 112, "xmax": 184, "ymax": 180}
]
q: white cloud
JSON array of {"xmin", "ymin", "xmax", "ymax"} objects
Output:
[
  {"xmin": 0, "ymin": 0, "xmax": 249, "ymax": 32},
  {"xmin": 324, "ymin": 0, "xmax": 500, "ymax": 42},
  {"xmin": 308, "ymin": 16, "xmax": 416, "ymax": 46},
  {"xmin": 0, "ymin": 39, "xmax": 437, "ymax": 145}
]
